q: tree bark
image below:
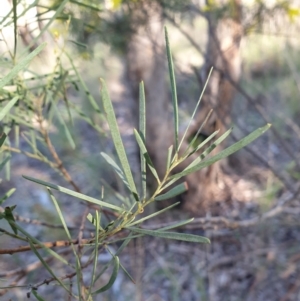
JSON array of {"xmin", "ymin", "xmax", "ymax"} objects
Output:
[
  {"xmin": 125, "ymin": 0, "xmax": 243, "ymax": 214},
  {"xmin": 180, "ymin": 0, "xmax": 243, "ymax": 214},
  {"xmin": 125, "ymin": 1, "xmax": 171, "ymax": 184}
]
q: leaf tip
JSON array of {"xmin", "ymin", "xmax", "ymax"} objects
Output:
[
  {"xmin": 203, "ymin": 238, "xmax": 211, "ymax": 244},
  {"xmin": 99, "ymin": 78, "xmax": 106, "ymax": 89}
]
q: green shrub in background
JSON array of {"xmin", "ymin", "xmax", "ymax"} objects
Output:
[{"xmin": 0, "ymin": 3, "xmax": 270, "ymax": 299}]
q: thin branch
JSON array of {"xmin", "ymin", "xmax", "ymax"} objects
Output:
[
  {"xmin": 0, "ymin": 206, "xmax": 98, "ymax": 233},
  {"xmin": 37, "ymin": 110, "xmax": 81, "ymax": 193},
  {"xmin": 0, "ymin": 227, "xmax": 28, "ymax": 242},
  {"xmin": 32, "ymin": 255, "xmax": 94, "ymax": 290},
  {"xmin": 0, "ymin": 207, "xmax": 91, "ymax": 230},
  {"xmin": 0, "ymin": 238, "xmax": 94, "ymax": 255},
  {"xmin": 208, "ymin": 248, "xmax": 270, "ymax": 271},
  {"xmin": 1, "ymin": 146, "xmax": 57, "ymax": 169},
  {"xmin": 0, "ymin": 248, "xmax": 71, "ymax": 278},
  {"xmin": 145, "ymin": 186, "xmax": 300, "ymax": 232},
  {"xmin": 77, "ymin": 207, "xmax": 89, "ymax": 254},
  {"xmin": 0, "ymin": 274, "xmax": 25, "ymax": 297}
]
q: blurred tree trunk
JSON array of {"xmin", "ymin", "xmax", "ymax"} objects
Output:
[
  {"xmin": 125, "ymin": 1, "xmax": 171, "ymax": 183},
  {"xmin": 180, "ymin": 0, "xmax": 243, "ymax": 214},
  {"xmin": 125, "ymin": 0, "xmax": 243, "ymax": 214},
  {"xmin": 0, "ymin": 0, "xmax": 56, "ymax": 74}
]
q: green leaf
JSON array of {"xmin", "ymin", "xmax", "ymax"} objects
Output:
[
  {"xmin": 52, "ymin": 99, "xmax": 76, "ymax": 149},
  {"xmin": 0, "ymin": 44, "xmax": 46, "ymax": 90},
  {"xmin": 88, "ymin": 210, "xmax": 100, "ymax": 298},
  {"xmin": 126, "ymin": 202, "xmax": 181, "ymax": 227},
  {"xmin": 12, "ymin": 221, "xmax": 71, "ymax": 266},
  {"xmin": 5, "ymin": 155, "xmax": 10, "ymax": 181},
  {"xmin": 0, "ymin": 96, "xmax": 19, "ymax": 122},
  {"xmin": 0, "ymin": 132, "xmax": 7, "ymax": 148},
  {"xmin": 87, "ymin": 213, "xmax": 95, "ymax": 224},
  {"xmin": 92, "ymin": 256, "xmax": 120, "ymax": 294},
  {"xmin": 0, "ymin": 156, "xmax": 11, "ymax": 172},
  {"xmin": 94, "ymin": 233, "xmax": 132, "ymax": 283},
  {"xmin": 47, "ymin": 189, "xmax": 82, "ymax": 297},
  {"xmin": 14, "ymin": 124, "xmax": 19, "ymax": 148},
  {"xmin": 183, "ymin": 109, "xmax": 213, "ymax": 157},
  {"xmin": 165, "ymin": 27, "xmax": 179, "ymax": 152},
  {"xmin": 100, "ymin": 178, "xmax": 131, "ymax": 208},
  {"xmin": 47, "ymin": 72, "xmax": 76, "ymax": 149},
  {"xmin": 0, "ymin": 188, "xmax": 16, "ymax": 206},
  {"xmin": 159, "ymin": 218, "xmax": 194, "ymax": 231},
  {"xmin": 127, "ymin": 219, "xmax": 194, "ymax": 235},
  {"xmin": 139, "ymin": 81, "xmax": 146, "ymax": 199},
  {"xmin": 101, "ymin": 152, "xmax": 131, "ymax": 192},
  {"xmin": 155, "ymin": 182, "xmax": 188, "ymax": 201},
  {"xmin": 87, "ymin": 212, "xmax": 103, "ymax": 231},
  {"xmin": 127, "ymin": 227, "xmax": 210, "ymax": 244},
  {"xmin": 30, "ymin": 129, "xmax": 37, "ymax": 154},
  {"xmin": 101, "ymin": 79, "xmax": 139, "ymax": 201},
  {"xmin": 187, "ymin": 127, "xmax": 233, "ymax": 169},
  {"xmin": 71, "ymin": 104, "xmax": 100, "ymax": 129},
  {"xmin": 104, "ymin": 220, "xmax": 115, "ymax": 232},
  {"xmin": 179, "ymin": 68, "xmax": 213, "ymax": 151},
  {"xmin": 47, "ymin": 188, "xmax": 79, "ymax": 248},
  {"xmin": 46, "ymin": 71, "xmax": 68, "ymax": 124},
  {"xmin": 7, "ymin": 113, "xmax": 36, "ymax": 129},
  {"xmin": 67, "ymin": 40, "xmax": 88, "ymax": 48},
  {"xmin": 23, "ymin": 175, "xmax": 124, "ymax": 212},
  {"xmin": 171, "ymin": 124, "xmax": 271, "ymax": 180},
  {"xmin": 28, "ymin": 240, "xmax": 71, "ymax": 295},
  {"xmin": 31, "ymin": 290, "xmax": 46, "ymax": 301},
  {"xmin": 12, "ymin": 0, "xmax": 17, "ymax": 58},
  {"xmin": 133, "ymin": 129, "xmax": 160, "ymax": 184},
  {"xmin": 67, "ymin": 0, "xmax": 103, "ymax": 12},
  {"xmin": 4, "ymin": 206, "xmax": 17, "ymax": 234},
  {"xmin": 119, "ymin": 261, "xmax": 135, "ymax": 284},
  {"xmin": 108, "ymin": 234, "xmax": 143, "ymax": 244},
  {"xmin": 95, "ymin": 245, "xmax": 134, "ymax": 286},
  {"xmin": 67, "ymin": 55, "xmax": 102, "ymax": 116},
  {"xmin": 186, "ymin": 130, "xmax": 219, "ymax": 158},
  {"xmin": 166, "ymin": 145, "xmax": 173, "ymax": 170}
]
